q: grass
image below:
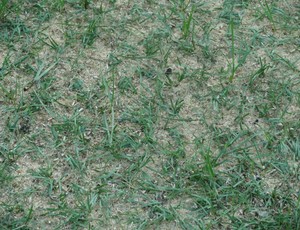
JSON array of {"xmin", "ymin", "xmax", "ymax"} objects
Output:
[{"xmin": 0, "ymin": 0, "xmax": 300, "ymax": 229}]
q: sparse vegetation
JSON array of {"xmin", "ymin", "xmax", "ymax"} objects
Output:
[{"xmin": 0, "ymin": 0, "xmax": 299, "ymax": 229}]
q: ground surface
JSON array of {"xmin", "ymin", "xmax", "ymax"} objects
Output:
[{"xmin": 0, "ymin": 0, "xmax": 300, "ymax": 229}]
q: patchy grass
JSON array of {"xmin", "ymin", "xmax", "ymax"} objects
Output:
[{"xmin": 0, "ymin": 0, "xmax": 299, "ymax": 229}]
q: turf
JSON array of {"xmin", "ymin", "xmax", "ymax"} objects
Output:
[{"xmin": 0, "ymin": 0, "xmax": 299, "ymax": 229}]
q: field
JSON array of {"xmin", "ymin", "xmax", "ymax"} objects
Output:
[{"xmin": 0, "ymin": 0, "xmax": 300, "ymax": 229}]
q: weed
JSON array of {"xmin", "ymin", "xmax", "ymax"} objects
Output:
[
  {"xmin": 168, "ymin": 98, "xmax": 184, "ymax": 116},
  {"xmin": 31, "ymin": 166, "xmax": 55, "ymax": 196},
  {"xmin": 259, "ymin": 0, "xmax": 276, "ymax": 31},
  {"xmin": 82, "ymin": 18, "xmax": 99, "ymax": 47},
  {"xmin": 228, "ymin": 18, "xmax": 237, "ymax": 83},
  {"xmin": 182, "ymin": 5, "xmax": 195, "ymax": 39},
  {"xmin": 0, "ymin": 0, "xmax": 10, "ymax": 21},
  {"xmin": 81, "ymin": 0, "xmax": 89, "ymax": 9}
]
